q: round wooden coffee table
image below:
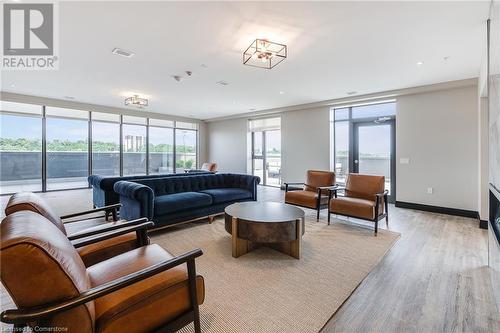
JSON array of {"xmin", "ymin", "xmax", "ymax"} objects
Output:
[{"xmin": 224, "ymin": 202, "xmax": 305, "ymax": 259}]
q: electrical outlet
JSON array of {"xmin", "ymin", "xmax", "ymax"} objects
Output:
[{"xmin": 427, "ymin": 187, "xmax": 433, "ymax": 194}]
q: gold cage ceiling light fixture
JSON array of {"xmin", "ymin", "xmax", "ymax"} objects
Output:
[{"xmin": 243, "ymin": 39, "xmax": 287, "ymax": 69}]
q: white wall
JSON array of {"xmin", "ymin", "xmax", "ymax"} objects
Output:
[
  {"xmin": 207, "ymin": 118, "xmax": 249, "ymax": 173},
  {"xmin": 281, "ymin": 107, "xmax": 330, "ymax": 182},
  {"xmin": 207, "ymin": 83, "xmax": 480, "ymax": 212},
  {"xmin": 396, "ymin": 85, "xmax": 478, "ymax": 211}
]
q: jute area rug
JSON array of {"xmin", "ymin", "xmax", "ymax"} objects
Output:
[{"xmin": 151, "ymin": 215, "xmax": 400, "ymax": 333}]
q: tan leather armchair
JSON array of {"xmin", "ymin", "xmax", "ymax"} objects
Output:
[
  {"xmin": 284, "ymin": 170, "xmax": 337, "ymax": 220},
  {"xmin": 328, "ymin": 173, "xmax": 388, "ymax": 235},
  {"xmin": 4, "ymin": 192, "xmax": 151, "ymax": 267},
  {"xmin": 0, "ymin": 211, "xmax": 205, "ymax": 333},
  {"xmin": 201, "ymin": 162, "xmax": 217, "ymax": 172}
]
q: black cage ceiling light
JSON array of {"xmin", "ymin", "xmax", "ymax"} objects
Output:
[
  {"xmin": 125, "ymin": 95, "xmax": 148, "ymax": 108},
  {"xmin": 243, "ymin": 39, "xmax": 287, "ymax": 69}
]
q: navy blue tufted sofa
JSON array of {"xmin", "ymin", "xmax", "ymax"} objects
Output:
[
  {"xmin": 88, "ymin": 172, "xmax": 212, "ymax": 209},
  {"xmin": 114, "ymin": 173, "xmax": 260, "ymax": 228}
]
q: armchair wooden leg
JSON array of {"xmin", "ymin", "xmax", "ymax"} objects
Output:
[
  {"xmin": 374, "ymin": 219, "xmax": 378, "ymax": 236},
  {"xmin": 208, "ymin": 215, "xmax": 215, "ymax": 224},
  {"xmin": 112, "ymin": 207, "xmax": 118, "ymax": 221},
  {"xmin": 316, "ymin": 207, "xmax": 320, "ymax": 221},
  {"xmin": 187, "ymin": 259, "xmax": 201, "ymax": 333},
  {"xmin": 328, "ymin": 210, "xmax": 331, "ymax": 225}
]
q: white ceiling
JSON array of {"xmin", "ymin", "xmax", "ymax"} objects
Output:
[{"xmin": 1, "ymin": 1, "xmax": 490, "ymax": 120}]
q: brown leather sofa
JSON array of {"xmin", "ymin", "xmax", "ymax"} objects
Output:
[
  {"xmin": 328, "ymin": 173, "xmax": 388, "ymax": 235},
  {"xmin": 284, "ymin": 170, "xmax": 337, "ymax": 220},
  {"xmin": 0, "ymin": 211, "xmax": 205, "ymax": 333},
  {"xmin": 4, "ymin": 192, "xmax": 150, "ymax": 267}
]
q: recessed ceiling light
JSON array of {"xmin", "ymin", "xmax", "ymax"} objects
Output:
[
  {"xmin": 347, "ymin": 91, "xmax": 357, "ymax": 95},
  {"xmin": 416, "ymin": 61, "xmax": 424, "ymax": 66},
  {"xmin": 200, "ymin": 64, "xmax": 208, "ymax": 68},
  {"xmin": 443, "ymin": 56, "xmax": 450, "ymax": 61},
  {"xmin": 10, "ymin": 84, "xmax": 15, "ymax": 88},
  {"xmin": 216, "ymin": 80, "xmax": 229, "ymax": 86},
  {"xmin": 111, "ymin": 48, "xmax": 135, "ymax": 58},
  {"xmin": 279, "ymin": 91, "xmax": 285, "ymax": 95}
]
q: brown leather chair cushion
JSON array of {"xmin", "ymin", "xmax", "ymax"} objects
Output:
[
  {"xmin": 5, "ymin": 192, "xmax": 66, "ymax": 235},
  {"xmin": 1, "ymin": 211, "xmax": 95, "ymax": 331},
  {"xmin": 88, "ymin": 244, "xmax": 205, "ymax": 333},
  {"xmin": 304, "ymin": 170, "xmax": 335, "ymax": 193},
  {"xmin": 329, "ymin": 197, "xmax": 376, "ymax": 220},
  {"xmin": 345, "ymin": 173, "xmax": 385, "ymax": 201},
  {"xmin": 77, "ymin": 232, "xmax": 139, "ymax": 267},
  {"xmin": 285, "ymin": 190, "xmax": 328, "ymax": 209}
]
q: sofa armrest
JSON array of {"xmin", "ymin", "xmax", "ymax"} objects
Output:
[
  {"xmin": 245, "ymin": 175, "xmax": 260, "ymax": 200},
  {"xmin": 114, "ymin": 181, "xmax": 155, "ymax": 221},
  {"xmin": 88, "ymin": 174, "xmax": 104, "ymax": 189}
]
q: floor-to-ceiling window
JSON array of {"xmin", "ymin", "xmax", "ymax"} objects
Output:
[
  {"xmin": 149, "ymin": 119, "xmax": 174, "ymax": 174},
  {"xmin": 122, "ymin": 116, "xmax": 147, "ymax": 176},
  {"xmin": 92, "ymin": 112, "xmax": 120, "ymax": 176},
  {"xmin": 175, "ymin": 122, "xmax": 198, "ymax": 173},
  {"xmin": 331, "ymin": 101, "xmax": 396, "ymax": 201},
  {"xmin": 249, "ymin": 117, "xmax": 281, "ymax": 187},
  {"xmin": 46, "ymin": 107, "xmax": 89, "ymax": 190},
  {"xmin": 0, "ymin": 102, "xmax": 43, "ymax": 194},
  {"xmin": 0, "ymin": 100, "xmax": 200, "ymax": 195}
]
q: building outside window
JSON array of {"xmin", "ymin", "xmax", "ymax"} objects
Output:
[
  {"xmin": 0, "ymin": 100, "xmax": 200, "ymax": 194},
  {"xmin": 0, "ymin": 102, "xmax": 43, "ymax": 194}
]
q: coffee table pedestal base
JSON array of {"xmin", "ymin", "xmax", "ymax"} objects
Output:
[{"xmin": 231, "ymin": 217, "xmax": 303, "ymax": 259}]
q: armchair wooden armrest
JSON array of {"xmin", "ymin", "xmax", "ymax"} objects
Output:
[
  {"xmin": 60, "ymin": 203, "xmax": 121, "ymax": 222},
  {"xmin": 0, "ymin": 248, "xmax": 203, "ymax": 325},
  {"xmin": 375, "ymin": 190, "xmax": 389, "ymax": 198},
  {"xmin": 71, "ymin": 221, "xmax": 154, "ymax": 248},
  {"xmin": 67, "ymin": 218, "xmax": 149, "ymax": 241},
  {"xmin": 317, "ymin": 185, "xmax": 339, "ymax": 191},
  {"xmin": 283, "ymin": 182, "xmax": 305, "ymax": 192}
]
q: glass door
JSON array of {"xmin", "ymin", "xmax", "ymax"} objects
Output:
[
  {"xmin": 252, "ymin": 130, "xmax": 281, "ymax": 187},
  {"xmin": 353, "ymin": 120, "xmax": 395, "ymax": 202},
  {"xmin": 252, "ymin": 131, "xmax": 264, "ymax": 182},
  {"xmin": 265, "ymin": 130, "xmax": 281, "ymax": 186}
]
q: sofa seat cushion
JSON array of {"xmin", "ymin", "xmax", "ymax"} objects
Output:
[
  {"xmin": 154, "ymin": 192, "xmax": 213, "ymax": 215},
  {"xmin": 88, "ymin": 244, "xmax": 205, "ymax": 333},
  {"xmin": 285, "ymin": 190, "xmax": 329, "ymax": 209},
  {"xmin": 329, "ymin": 197, "xmax": 377, "ymax": 220},
  {"xmin": 200, "ymin": 188, "xmax": 252, "ymax": 204}
]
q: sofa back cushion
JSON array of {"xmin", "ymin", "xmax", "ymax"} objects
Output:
[{"xmin": 135, "ymin": 174, "xmax": 254, "ymax": 196}]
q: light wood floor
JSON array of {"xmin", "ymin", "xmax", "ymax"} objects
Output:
[{"xmin": 1, "ymin": 186, "xmax": 499, "ymax": 332}]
